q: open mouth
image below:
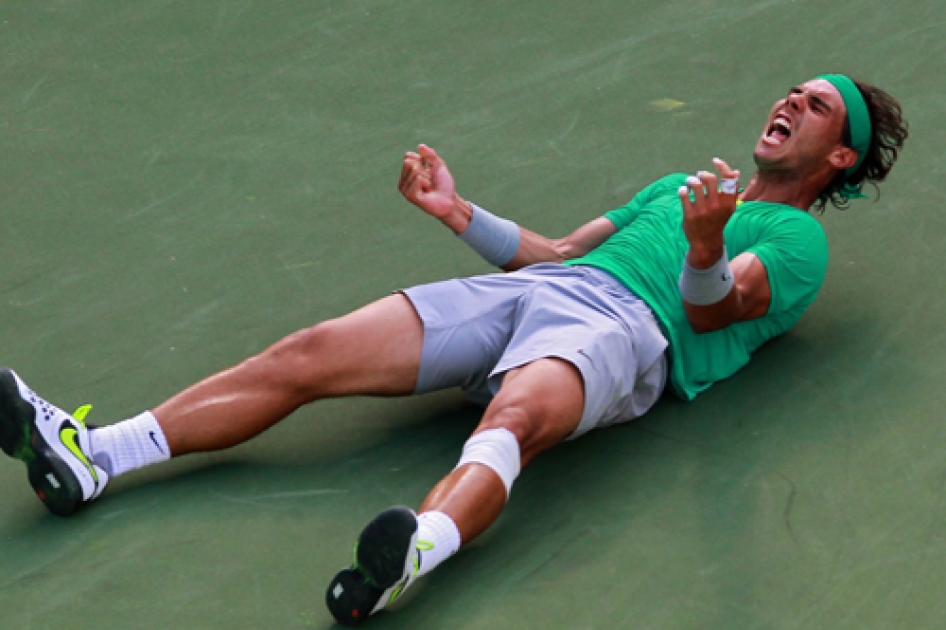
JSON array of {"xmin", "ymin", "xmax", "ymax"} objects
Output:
[{"xmin": 765, "ymin": 114, "xmax": 793, "ymax": 145}]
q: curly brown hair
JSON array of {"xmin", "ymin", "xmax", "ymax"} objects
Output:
[{"xmin": 814, "ymin": 79, "xmax": 909, "ymax": 212}]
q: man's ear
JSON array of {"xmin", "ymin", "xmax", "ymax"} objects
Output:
[{"xmin": 829, "ymin": 145, "xmax": 859, "ymax": 171}]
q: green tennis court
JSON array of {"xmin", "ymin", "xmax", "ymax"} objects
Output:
[{"xmin": 2, "ymin": 0, "xmax": 944, "ymax": 627}]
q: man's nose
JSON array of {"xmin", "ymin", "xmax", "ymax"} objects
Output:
[{"xmin": 787, "ymin": 91, "xmax": 806, "ymax": 111}]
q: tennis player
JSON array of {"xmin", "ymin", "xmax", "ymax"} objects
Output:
[{"xmin": 0, "ymin": 75, "xmax": 907, "ymax": 626}]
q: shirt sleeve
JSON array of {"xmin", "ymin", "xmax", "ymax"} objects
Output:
[
  {"xmin": 746, "ymin": 213, "xmax": 830, "ymax": 316},
  {"xmin": 604, "ymin": 173, "xmax": 689, "ymax": 230}
]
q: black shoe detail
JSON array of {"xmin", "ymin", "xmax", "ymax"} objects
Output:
[
  {"xmin": 0, "ymin": 369, "xmax": 32, "ymax": 459},
  {"xmin": 24, "ymin": 439, "xmax": 85, "ymax": 517},
  {"xmin": 325, "ymin": 567, "xmax": 384, "ymax": 627},
  {"xmin": 324, "ymin": 506, "xmax": 418, "ymax": 626},
  {"xmin": 355, "ymin": 506, "xmax": 418, "ymax": 588},
  {"xmin": 0, "ymin": 369, "xmax": 84, "ymax": 517}
]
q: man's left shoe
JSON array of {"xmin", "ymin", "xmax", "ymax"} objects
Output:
[
  {"xmin": 0, "ymin": 368, "xmax": 109, "ymax": 516},
  {"xmin": 325, "ymin": 506, "xmax": 423, "ymax": 626}
]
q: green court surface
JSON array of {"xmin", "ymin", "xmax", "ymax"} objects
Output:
[{"xmin": 2, "ymin": 0, "xmax": 945, "ymax": 628}]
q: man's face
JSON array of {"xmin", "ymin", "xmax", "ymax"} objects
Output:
[{"xmin": 753, "ymin": 79, "xmax": 850, "ymax": 175}]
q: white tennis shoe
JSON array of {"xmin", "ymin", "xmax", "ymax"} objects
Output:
[{"xmin": 0, "ymin": 368, "xmax": 109, "ymax": 516}]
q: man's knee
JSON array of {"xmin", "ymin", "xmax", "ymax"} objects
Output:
[
  {"xmin": 456, "ymin": 427, "xmax": 521, "ymax": 499},
  {"xmin": 478, "ymin": 363, "xmax": 584, "ymax": 461},
  {"xmin": 475, "ymin": 398, "xmax": 572, "ymax": 466},
  {"xmin": 476, "ymin": 403, "xmax": 537, "ymax": 450},
  {"xmin": 248, "ymin": 321, "xmax": 341, "ymax": 396},
  {"xmin": 456, "ymin": 383, "xmax": 579, "ymax": 502}
]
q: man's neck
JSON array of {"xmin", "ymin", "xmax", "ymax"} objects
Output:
[{"xmin": 739, "ymin": 171, "xmax": 828, "ymax": 211}]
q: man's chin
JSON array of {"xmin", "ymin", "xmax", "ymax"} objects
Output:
[
  {"xmin": 752, "ymin": 147, "xmax": 772, "ymax": 169},
  {"xmin": 753, "ymin": 141, "xmax": 791, "ymax": 167}
]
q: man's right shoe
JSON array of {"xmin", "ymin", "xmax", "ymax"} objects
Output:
[
  {"xmin": 0, "ymin": 368, "xmax": 108, "ymax": 516},
  {"xmin": 326, "ymin": 506, "xmax": 423, "ymax": 626}
]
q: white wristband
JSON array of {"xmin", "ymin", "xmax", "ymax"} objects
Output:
[
  {"xmin": 679, "ymin": 248, "xmax": 734, "ymax": 305},
  {"xmin": 458, "ymin": 203, "xmax": 521, "ymax": 267}
]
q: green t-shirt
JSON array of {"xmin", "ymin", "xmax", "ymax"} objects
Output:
[{"xmin": 565, "ymin": 173, "xmax": 829, "ymax": 401}]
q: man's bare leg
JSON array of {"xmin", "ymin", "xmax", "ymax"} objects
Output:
[
  {"xmin": 327, "ymin": 357, "xmax": 584, "ymax": 624},
  {"xmin": 0, "ymin": 294, "xmax": 425, "ymax": 517},
  {"xmin": 88, "ymin": 293, "xmax": 424, "ymax": 483},
  {"xmin": 419, "ymin": 357, "xmax": 585, "ymax": 542},
  {"xmin": 152, "ymin": 293, "xmax": 424, "ymax": 455}
]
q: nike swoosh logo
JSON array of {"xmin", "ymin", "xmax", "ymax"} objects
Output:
[
  {"xmin": 388, "ymin": 575, "xmax": 410, "ymax": 604},
  {"xmin": 59, "ymin": 424, "xmax": 98, "ymax": 484},
  {"xmin": 388, "ymin": 552, "xmax": 421, "ymax": 604},
  {"xmin": 149, "ymin": 431, "xmax": 164, "ymax": 454}
]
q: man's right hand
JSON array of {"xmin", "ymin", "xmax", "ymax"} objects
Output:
[{"xmin": 398, "ymin": 144, "xmax": 472, "ymax": 234}]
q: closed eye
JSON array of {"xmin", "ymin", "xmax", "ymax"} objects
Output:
[
  {"xmin": 788, "ymin": 87, "xmax": 831, "ymax": 115},
  {"xmin": 810, "ymin": 96, "xmax": 830, "ymax": 115}
]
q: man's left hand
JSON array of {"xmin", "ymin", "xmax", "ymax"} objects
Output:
[{"xmin": 678, "ymin": 158, "xmax": 740, "ymax": 269}]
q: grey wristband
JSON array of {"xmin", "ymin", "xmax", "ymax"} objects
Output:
[
  {"xmin": 458, "ymin": 203, "xmax": 521, "ymax": 267},
  {"xmin": 678, "ymin": 247, "xmax": 734, "ymax": 305}
]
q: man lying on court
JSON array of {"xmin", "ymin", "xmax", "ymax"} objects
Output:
[{"xmin": 0, "ymin": 74, "xmax": 907, "ymax": 625}]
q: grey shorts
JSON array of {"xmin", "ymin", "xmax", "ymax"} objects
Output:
[{"xmin": 400, "ymin": 263, "xmax": 669, "ymax": 439}]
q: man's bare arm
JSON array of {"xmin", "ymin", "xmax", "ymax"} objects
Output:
[
  {"xmin": 679, "ymin": 160, "xmax": 772, "ymax": 333},
  {"xmin": 399, "ymin": 144, "xmax": 616, "ymax": 270},
  {"xmin": 499, "ymin": 217, "xmax": 616, "ymax": 271},
  {"xmin": 682, "ymin": 252, "xmax": 771, "ymax": 333}
]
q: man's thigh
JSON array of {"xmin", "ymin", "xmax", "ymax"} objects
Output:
[{"xmin": 311, "ymin": 293, "xmax": 425, "ymax": 397}]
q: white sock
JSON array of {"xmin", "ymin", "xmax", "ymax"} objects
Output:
[
  {"xmin": 416, "ymin": 511, "xmax": 462, "ymax": 577},
  {"xmin": 89, "ymin": 411, "xmax": 171, "ymax": 478}
]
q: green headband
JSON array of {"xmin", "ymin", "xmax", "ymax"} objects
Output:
[{"xmin": 817, "ymin": 73, "xmax": 872, "ymax": 199}]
